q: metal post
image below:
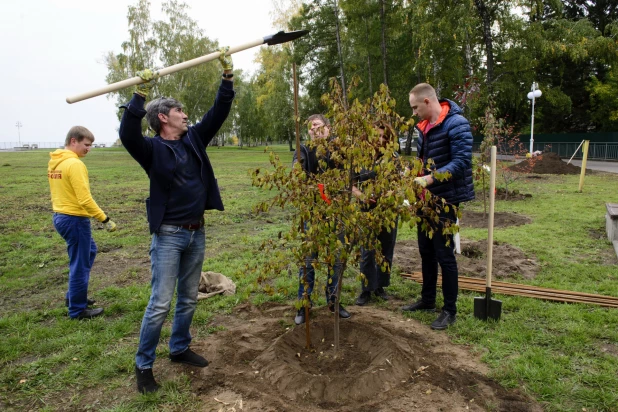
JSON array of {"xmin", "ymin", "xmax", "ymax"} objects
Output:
[
  {"xmin": 15, "ymin": 121, "xmax": 22, "ymax": 146},
  {"xmin": 527, "ymin": 82, "xmax": 541, "ymax": 154},
  {"xmin": 529, "ymin": 95, "xmax": 535, "ymax": 154}
]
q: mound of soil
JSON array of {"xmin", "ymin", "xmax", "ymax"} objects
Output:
[
  {"xmin": 394, "ymin": 239, "xmax": 539, "ymax": 280},
  {"xmin": 509, "ymin": 152, "xmax": 581, "ymax": 175},
  {"xmin": 460, "ymin": 210, "xmax": 532, "ymax": 229},
  {"xmin": 185, "ymin": 304, "xmax": 541, "ymax": 411}
]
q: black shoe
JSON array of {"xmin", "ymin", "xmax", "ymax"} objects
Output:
[
  {"xmin": 65, "ymin": 297, "xmax": 96, "ymax": 307},
  {"xmin": 72, "ymin": 307, "xmax": 104, "ymax": 320},
  {"xmin": 374, "ymin": 287, "xmax": 390, "ymax": 300},
  {"xmin": 135, "ymin": 366, "xmax": 160, "ymax": 394},
  {"xmin": 355, "ymin": 291, "xmax": 372, "ymax": 306},
  {"xmin": 329, "ymin": 303, "xmax": 351, "ymax": 319},
  {"xmin": 431, "ymin": 310, "xmax": 456, "ymax": 330},
  {"xmin": 169, "ymin": 348, "xmax": 209, "ymax": 367},
  {"xmin": 401, "ymin": 300, "xmax": 436, "ymax": 312},
  {"xmin": 294, "ymin": 307, "xmax": 307, "ymax": 325}
]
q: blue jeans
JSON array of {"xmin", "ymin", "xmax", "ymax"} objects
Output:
[
  {"xmin": 135, "ymin": 224, "xmax": 205, "ymax": 369},
  {"xmin": 297, "ymin": 229, "xmax": 344, "ymax": 305},
  {"xmin": 53, "ymin": 213, "xmax": 97, "ymax": 318},
  {"xmin": 417, "ymin": 205, "xmax": 459, "ymax": 314},
  {"xmin": 360, "ymin": 221, "xmax": 398, "ymax": 292}
]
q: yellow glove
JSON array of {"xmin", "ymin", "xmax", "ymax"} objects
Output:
[
  {"xmin": 218, "ymin": 47, "xmax": 233, "ymax": 71},
  {"xmin": 103, "ymin": 216, "xmax": 117, "ymax": 232},
  {"xmin": 413, "ymin": 177, "xmax": 427, "ymax": 188},
  {"xmin": 135, "ymin": 68, "xmax": 158, "ymax": 98}
]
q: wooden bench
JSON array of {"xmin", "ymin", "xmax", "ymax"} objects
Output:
[{"xmin": 606, "ymin": 203, "xmax": 618, "ymax": 259}]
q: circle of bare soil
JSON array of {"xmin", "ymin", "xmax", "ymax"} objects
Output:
[
  {"xmin": 394, "ymin": 239, "xmax": 539, "ymax": 280},
  {"xmin": 508, "ymin": 152, "xmax": 587, "ymax": 175},
  {"xmin": 460, "ymin": 210, "xmax": 532, "ymax": 229},
  {"xmin": 185, "ymin": 304, "xmax": 541, "ymax": 411}
]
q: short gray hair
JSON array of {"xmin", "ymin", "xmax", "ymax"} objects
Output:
[
  {"xmin": 145, "ymin": 97, "xmax": 183, "ymax": 133},
  {"xmin": 307, "ymin": 113, "xmax": 330, "ymax": 126}
]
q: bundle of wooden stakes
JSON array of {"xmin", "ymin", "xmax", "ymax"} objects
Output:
[{"xmin": 401, "ymin": 272, "xmax": 618, "ymax": 308}]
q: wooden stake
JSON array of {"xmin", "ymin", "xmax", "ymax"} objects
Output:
[{"xmin": 578, "ymin": 140, "xmax": 590, "ymax": 193}]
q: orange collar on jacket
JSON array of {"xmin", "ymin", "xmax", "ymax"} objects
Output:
[{"xmin": 417, "ymin": 101, "xmax": 450, "ymax": 134}]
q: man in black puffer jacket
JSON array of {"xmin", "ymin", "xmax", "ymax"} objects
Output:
[{"xmin": 402, "ymin": 83, "xmax": 474, "ymax": 330}]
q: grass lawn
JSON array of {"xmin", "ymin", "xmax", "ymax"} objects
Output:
[{"xmin": 0, "ymin": 145, "xmax": 616, "ymax": 411}]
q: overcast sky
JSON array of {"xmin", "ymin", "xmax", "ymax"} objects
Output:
[{"xmin": 1, "ymin": 0, "xmax": 276, "ymax": 147}]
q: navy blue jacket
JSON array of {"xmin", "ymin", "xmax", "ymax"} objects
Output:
[
  {"xmin": 119, "ymin": 81, "xmax": 235, "ymax": 234},
  {"xmin": 416, "ymin": 99, "xmax": 475, "ymax": 204}
]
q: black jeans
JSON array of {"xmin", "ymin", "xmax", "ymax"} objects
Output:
[
  {"xmin": 417, "ymin": 204, "xmax": 459, "ymax": 314},
  {"xmin": 359, "ymin": 220, "xmax": 398, "ymax": 292}
]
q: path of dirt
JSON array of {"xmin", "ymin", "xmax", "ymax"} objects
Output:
[{"xmin": 168, "ymin": 303, "xmax": 542, "ymax": 411}]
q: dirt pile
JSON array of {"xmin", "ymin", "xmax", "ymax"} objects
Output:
[
  {"xmin": 395, "ymin": 239, "xmax": 539, "ymax": 280},
  {"xmin": 509, "ymin": 152, "xmax": 581, "ymax": 175},
  {"xmin": 459, "ymin": 210, "xmax": 532, "ymax": 228},
  {"xmin": 187, "ymin": 304, "xmax": 542, "ymax": 411}
]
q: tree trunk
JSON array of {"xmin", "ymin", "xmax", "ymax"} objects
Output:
[
  {"xmin": 364, "ymin": 16, "xmax": 373, "ymax": 96},
  {"xmin": 333, "ymin": 0, "xmax": 348, "ymax": 105},
  {"xmin": 405, "ymin": 129, "xmax": 413, "ymax": 156},
  {"xmin": 465, "ymin": 32, "xmax": 474, "ymax": 78},
  {"xmin": 474, "ymin": 0, "xmax": 494, "ymax": 86},
  {"xmin": 380, "ymin": 0, "xmax": 388, "ymax": 86}
]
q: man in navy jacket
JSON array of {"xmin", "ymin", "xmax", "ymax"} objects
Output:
[
  {"xmin": 119, "ymin": 51, "xmax": 235, "ymax": 393},
  {"xmin": 402, "ymin": 83, "xmax": 474, "ymax": 330}
]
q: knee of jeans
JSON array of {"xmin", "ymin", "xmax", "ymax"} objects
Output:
[
  {"xmin": 176, "ymin": 293, "xmax": 198, "ymax": 307},
  {"xmin": 147, "ymin": 298, "xmax": 172, "ymax": 317}
]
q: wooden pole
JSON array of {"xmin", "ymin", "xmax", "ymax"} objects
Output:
[
  {"xmin": 578, "ymin": 140, "xmax": 590, "ymax": 193},
  {"xmin": 293, "ymin": 62, "xmax": 312, "ymax": 350},
  {"xmin": 486, "ymin": 146, "xmax": 496, "ymax": 292},
  {"xmin": 66, "ymin": 38, "xmax": 264, "ymax": 104}
]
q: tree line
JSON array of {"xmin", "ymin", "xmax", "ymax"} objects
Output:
[{"xmin": 106, "ymin": 0, "xmax": 618, "ymax": 147}]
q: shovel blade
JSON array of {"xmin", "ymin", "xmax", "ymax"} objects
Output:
[
  {"xmin": 264, "ymin": 30, "xmax": 310, "ymax": 46},
  {"xmin": 473, "ymin": 296, "xmax": 502, "ymax": 321}
]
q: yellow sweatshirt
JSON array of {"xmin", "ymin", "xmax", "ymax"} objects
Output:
[{"xmin": 48, "ymin": 149, "xmax": 106, "ymax": 222}]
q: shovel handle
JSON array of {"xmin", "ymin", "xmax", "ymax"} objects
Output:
[
  {"xmin": 66, "ymin": 38, "xmax": 264, "ymax": 104},
  {"xmin": 486, "ymin": 146, "xmax": 497, "ymax": 288}
]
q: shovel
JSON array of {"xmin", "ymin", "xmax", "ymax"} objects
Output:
[
  {"xmin": 66, "ymin": 30, "xmax": 309, "ymax": 104},
  {"xmin": 474, "ymin": 146, "xmax": 503, "ymax": 321}
]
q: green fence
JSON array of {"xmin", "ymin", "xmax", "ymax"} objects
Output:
[{"xmin": 472, "ymin": 132, "xmax": 618, "ymax": 160}]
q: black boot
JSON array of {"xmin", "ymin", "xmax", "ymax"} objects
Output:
[
  {"xmin": 71, "ymin": 308, "xmax": 104, "ymax": 320},
  {"xmin": 374, "ymin": 287, "xmax": 390, "ymax": 300},
  {"xmin": 65, "ymin": 297, "xmax": 96, "ymax": 307},
  {"xmin": 329, "ymin": 303, "xmax": 351, "ymax": 319},
  {"xmin": 355, "ymin": 291, "xmax": 372, "ymax": 306},
  {"xmin": 169, "ymin": 348, "xmax": 209, "ymax": 367},
  {"xmin": 135, "ymin": 366, "xmax": 160, "ymax": 394}
]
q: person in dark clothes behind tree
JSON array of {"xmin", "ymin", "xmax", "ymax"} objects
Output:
[
  {"xmin": 292, "ymin": 114, "xmax": 351, "ymax": 325},
  {"xmin": 118, "ymin": 49, "xmax": 235, "ymax": 393},
  {"xmin": 352, "ymin": 124, "xmax": 399, "ymax": 306},
  {"xmin": 402, "ymin": 83, "xmax": 474, "ymax": 330}
]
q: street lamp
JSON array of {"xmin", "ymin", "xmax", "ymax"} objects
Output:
[{"xmin": 526, "ymin": 82, "xmax": 542, "ymax": 154}]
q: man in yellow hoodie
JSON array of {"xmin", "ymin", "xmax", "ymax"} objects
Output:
[{"xmin": 48, "ymin": 126, "xmax": 117, "ymax": 319}]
